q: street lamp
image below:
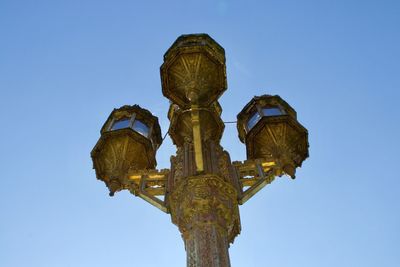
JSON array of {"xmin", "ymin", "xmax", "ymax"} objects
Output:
[
  {"xmin": 91, "ymin": 105, "xmax": 162, "ymax": 196},
  {"xmin": 237, "ymin": 95, "xmax": 309, "ymax": 179},
  {"xmin": 91, "ymin": 33, "xmax": 309, "ymax": 267}
]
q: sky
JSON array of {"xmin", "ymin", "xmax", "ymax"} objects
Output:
[{"xmin": 1, "ymin": 0, "xmax": 399, "ymax": 266}]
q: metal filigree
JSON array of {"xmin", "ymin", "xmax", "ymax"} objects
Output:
[{"xmin": 91, "ymin": 34, "xmax": 309, "ymax": 267}]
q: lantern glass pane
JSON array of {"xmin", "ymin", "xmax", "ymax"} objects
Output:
[
  {"xmin": 133, "ymin": 120, "xmax": 150, "ymax": 137},
  {"xmin": 247, "ymin": 112, "xmax": 261, "ymax": 130},
  {"xmin": 111, "ymin": 118, "xmax": 130, "ymax": 130},
  {"xmin": 262, "ymin": 107, "xmax": 283, "ymax": 116}
]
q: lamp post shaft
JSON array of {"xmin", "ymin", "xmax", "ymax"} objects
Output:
[
  {"xmin": 167, "ymin": 142, "xmax": 241, "ymax": 267},
  {"xmin": 185, "ymin": 224, "xmax": 231, "ymax": 267}
]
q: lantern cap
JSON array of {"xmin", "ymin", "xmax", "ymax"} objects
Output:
[
  {"xmin": 163, "ymin": 33, "xmax": 225, "ymax": 62},
  {"xmin": 100, "ymin": 104, "xmax": 162, "ymax": 148},
  {"xmin": 237, "ymin": 95, "xmax": 297, "ymax": 143}
]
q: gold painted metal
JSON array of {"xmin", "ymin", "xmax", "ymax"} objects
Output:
[
  {"xmin": 169, "ymin": 174, "xmax": 240, "ymax": 266},
  {"xmin": 167, "ymin": 102, "xmax": 224, "ymax": 147},
  {"xmin": 160, "ymin": 34, "xmax": 227, "ymax": 109},
  {"xmin": 91, "ymin": 34, "xmax": 309, "ymax": 267},
  {"xmin": 91, "ymin": 105, "xmax": 162, "ymax": 196},
  {"xmin": 232, "ymin": 159, "xmax": 277, "ymax": 205},
  {"xmin": 237, "ymin": 95, "xmax": 309, "ymax": 179},
  {"xmin": 190, "ymin": 105, "xmax": 204, "ymax": 172}
]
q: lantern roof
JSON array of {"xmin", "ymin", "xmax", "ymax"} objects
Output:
[{"xmin": 100, "ymin": 104, "xmax": 162, "ymax": 148}]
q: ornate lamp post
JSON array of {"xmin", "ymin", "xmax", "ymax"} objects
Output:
[{"xmin": 91, "ymin": 34, "xmax": 309, "ymax": 267}]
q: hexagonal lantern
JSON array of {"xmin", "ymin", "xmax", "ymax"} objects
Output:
[
  {"xmin": 91, "ymin": 105, "xmax": 162, "ymax": 195},
  {"xmin": 160, "ymin": 33, "xmax": 227, "ymax": 108},
  {"xmin": 237, "ymin": 95, "xmax": 309, "ymax": 178},
  {"xmin": 167, "ymin": 101, "xmax": 224, "ymax": 146}
]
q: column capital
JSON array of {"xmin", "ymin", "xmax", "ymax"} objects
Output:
[{"xmin": 168, "ymin": 174, "xmax": 241, "ymax": 244}]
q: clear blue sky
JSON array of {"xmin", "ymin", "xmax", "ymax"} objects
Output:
[{"xmin": 1, "ymin": 1, "xmax": 399, "ymax": 266}]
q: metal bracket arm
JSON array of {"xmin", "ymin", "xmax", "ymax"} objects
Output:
[
  {"xmin": 121, "ymin": 169, "xmax": 170, "ymax": 213},
  {"xmin": 233, "ymin": 159, "xmax": 279, "ymax": 204}
]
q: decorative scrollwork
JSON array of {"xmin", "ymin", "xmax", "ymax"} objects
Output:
[{"xmin": 168, "ymin": 174, "xmax": 240, "ymax": 244}]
